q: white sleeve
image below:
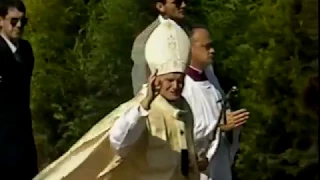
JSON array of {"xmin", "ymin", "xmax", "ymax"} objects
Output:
[{"xmin": 109, "ymin": 104, "xmax": 149, "ymax": 156}]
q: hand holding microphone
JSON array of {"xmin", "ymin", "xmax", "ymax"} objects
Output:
[{"xmin": 217, "ymin": 86, "xmax": 250, "ymax": 132}]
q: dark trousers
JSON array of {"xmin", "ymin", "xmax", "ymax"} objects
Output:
[{"xmin": 0, "ymin": 115, "xmax": 38, "ymax": 179}]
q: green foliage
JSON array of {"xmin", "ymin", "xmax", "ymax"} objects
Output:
[
  {"xmin": 24, "ymin": 0, "xmax": 317, "ymax": 178},
  {"xmin": 199, "ymin": 0, "xmax": 318, "ymax": 179},
  {"xmin": 23, "ymin": 0, "xmax": 89, "ymax": 167}
]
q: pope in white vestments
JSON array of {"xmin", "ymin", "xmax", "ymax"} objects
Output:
[
  {"xmin": 182, "ymin": 26, "xmax": 249, "ymax": 180},
  {"xmin": 33, "ymin": 19, "xmax": 200, "ymax": 180}
]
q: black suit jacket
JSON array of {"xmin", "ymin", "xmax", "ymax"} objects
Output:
[{"xmin": 0, "ymin": 36, "xmax": 38, "ymax": 179}]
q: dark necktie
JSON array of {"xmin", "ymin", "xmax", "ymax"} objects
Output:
[{"xmin": 14, "ymin": 48, "xmax": 22, "ymax": 63}]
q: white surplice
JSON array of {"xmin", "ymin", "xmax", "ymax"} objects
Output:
[{"xmin": 182, "ymin": 66, "xmax": 241, "ymax": 180}]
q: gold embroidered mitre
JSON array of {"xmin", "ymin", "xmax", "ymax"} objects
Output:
[{"xmin": 145, "ymin": 19, "xmax": 190, "ymax": 75}]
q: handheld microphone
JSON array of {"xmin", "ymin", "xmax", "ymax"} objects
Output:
[{"xmin": 217, "ymin": 86, "xmax": 238, "ymax": 103}]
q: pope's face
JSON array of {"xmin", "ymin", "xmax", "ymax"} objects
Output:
[{"xmin": 156, "ymin": 72, "xmax": 185, "ymax": 101}]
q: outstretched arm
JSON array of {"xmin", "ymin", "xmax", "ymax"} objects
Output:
[{"xmin": 109, "ymin": 104, "xmax": 149, "ymax": 157}]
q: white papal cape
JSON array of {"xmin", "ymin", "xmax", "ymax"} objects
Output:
[
  {"xmin": 34, "ymin": 16, "xmax": 192, "ymax": 180},
  {"xmin": 33, "ymin": 88, "xmax": 148, "ymax": 180},
  {"xmin": 182, "ymin": 66, "xmax": 241, "ymax": 180}
]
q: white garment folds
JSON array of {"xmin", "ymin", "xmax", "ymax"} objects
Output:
[
  {"xmin": 32, "ymin": 87, "xmax": 148, "ymax": 180},
  {"xmin": 182, "ymin": 67, "xmax": 241, "ymax": 180}
]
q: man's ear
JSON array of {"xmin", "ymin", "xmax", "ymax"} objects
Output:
[{"xmin": 156, "ymin": 2, "xmax": 165, "ymax": 13}]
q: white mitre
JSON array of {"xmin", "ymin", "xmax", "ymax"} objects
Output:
[{"xmin": 145, "ymin": 19, "xmax": 190, "ymax": 75}]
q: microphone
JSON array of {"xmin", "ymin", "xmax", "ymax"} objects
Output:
[
  {"xmin": 217, "ymin": 86, "xmax": 238, "ymax": 103},
  {"xmin": 204, "ymin": 86, "xmax": 239, "ymax": 152}
]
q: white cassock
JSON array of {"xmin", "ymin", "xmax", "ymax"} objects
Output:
[{"xmin": 182, "ymin": 66, "xmax": 241, "ymax": 180}]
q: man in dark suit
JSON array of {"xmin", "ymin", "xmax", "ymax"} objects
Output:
[
  {"xmin": 0, "ymin": 0, "xmax": 38, "ymax": 179},
  {"xmin": 131, "ymin": 0, "xmax": 187, "ymax": 95}
]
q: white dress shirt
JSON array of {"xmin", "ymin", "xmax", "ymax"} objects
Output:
[{"xmin": 1, "ymin": 33, "xmax": 17, "ymax": 53}]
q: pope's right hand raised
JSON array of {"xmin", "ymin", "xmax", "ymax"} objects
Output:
[{"xmin": 140, "ymin": 70, "xmax": 160, "ymax": 110}]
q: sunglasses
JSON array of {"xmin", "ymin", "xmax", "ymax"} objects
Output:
[
  {"xmin": 9, "ymin": 17, "xmax": 28, "ymax": 27},
  {"xmin": 199, "ymin": 42, "xmax": 214, "ymax": 50},
  {"xmin": 173, "ymin": 0, "xmax": 187, "ymax": 7}
]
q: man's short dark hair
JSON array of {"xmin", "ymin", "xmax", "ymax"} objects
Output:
[
  {"xmin": 153, "ymin": 0, "xmax": 166, "ymax": 15},
  {"xmin": 136, "ymin": 0, "xmax": 165, "ymax": 17},
  {"xmin": 0, "ymin": 0, "xmax": 26, "ymax": 17},
  {"xmin": 187, "ymin": 24, "xmax": 209, "ymax": 38}
]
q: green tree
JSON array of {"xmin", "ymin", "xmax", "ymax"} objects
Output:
[
  {"xmin": 23, "ymin": 0, "xmax": 317, "ymax": 178},
  {"xmin": 217, "ymin": 0, "xmax": 318, "ymax": 179},
  {"xmin": 24, "ymin": 0, "xmax": 88, "ymax": 167}
]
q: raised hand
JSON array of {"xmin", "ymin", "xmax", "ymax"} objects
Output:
[
  {"xmin": 140, "ymin": 70, "xmax": 160, "ymax": 110},
  {"xmin": 220, "ymin": 109, "xmax": 249, "ymax": 132}
]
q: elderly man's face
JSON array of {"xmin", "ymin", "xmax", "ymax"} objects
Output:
[
  {"xmin": 191, "ymin": 28, "xmax": 215, "ymax": 66},
  {"xmin": 156, "ymin": 72, "xmax": 185, "ymax": 101}
]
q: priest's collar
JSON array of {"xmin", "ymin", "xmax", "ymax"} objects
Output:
[
  {"xmin": 151, "ymin": 95, "xmax": 187, "ymax": 119},
  {"xmin": 186, "ymin": 66, "xmax": 208, "ymax": 81},
  {"xmin": 189, "ymin": 66, "xmax": 203, "ymax": 73},
  {"xmin": 158, "ymin": 15, "xmax": 167, "ymax": 23}
]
